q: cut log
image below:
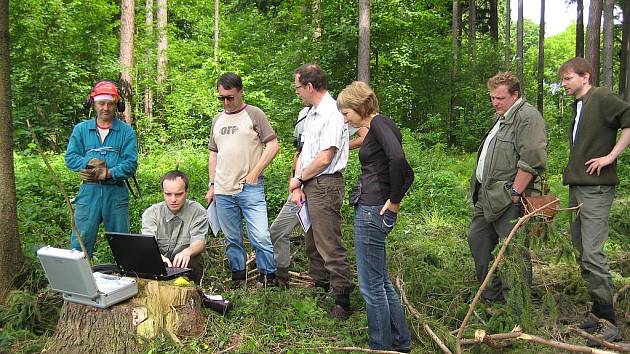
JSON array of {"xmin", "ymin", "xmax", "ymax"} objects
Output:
[{"xmin": 46, "ymin": 279, "xmax": 206, "ymax": 353}]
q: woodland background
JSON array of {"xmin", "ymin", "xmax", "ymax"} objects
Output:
[{"xmin": 0, "ymin": 0, "xmax": 628, "ymax": 352}]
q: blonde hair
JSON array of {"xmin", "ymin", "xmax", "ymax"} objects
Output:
[
  {"xmin": 336, "ymin": 81, "xmax": 379, "ymax": 118},
  {"xmin": 487, "ymin": 72, "xmax": 521, "ymax": 97}
]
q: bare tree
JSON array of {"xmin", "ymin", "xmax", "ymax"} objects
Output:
[
  {"xmin": 586, "ymin": 0, "xmax": 602, "ymax": 86},
  {"xmin": 156, "ymin": 0, "xmax": 168, "ymax": 125},
  {"xmin": 0, "ymin": 0, "xmax": 24, "ymax": 303},
  {"xmin": 214, "ymin": 0, "xmax": 219, "ymax": 62},
  {"xmin": 450, "ymin": 0, "xmax": 462, "ymax": 147},
  {"xmin": 358, "ymin": 0, "xmax": 370, "ymax": 83},
  {"xmin": 157, "ymin": 0, "xmax": 168, "ymax": 86},
  {"xmin": 468, "ymin": 0, "xmax": 476, "ymax": 58},
  {"xmin": 621, "ymin": 0, "xmax": 630, "ymax": 100},
  {"xmin": 576, "ymin": 0, "xmax": 584, "ymax": 57},
  {"xmin": 120, "ymin": 0, "xmax": 135, "ymax": 125},
  {"xmin": 602, "ymin": 0, "xmax": 613, "ymax": 89},
  {"xmin": 537, "ymin": 0, "xmax": 545, "ymax": 114},
  {"xmin": 517, "ymin": 0, "xmax": 523, "ymax": 89},
  {"xmin": 504, "ymin": 0, "xmax": 510, "ymax": 70},
  {"xmin": 145, "ymin": 0, "xmax": 154, "ymax": 121}
]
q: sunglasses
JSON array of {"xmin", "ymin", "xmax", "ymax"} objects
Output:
[{"xmin": 217, "ymin": 95, "xmax": 235, "ymax": 102}]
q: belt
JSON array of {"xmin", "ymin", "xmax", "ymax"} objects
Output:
[{"xmin": 83, "ymin": 180, "xmax": 125, "ymax": 187}]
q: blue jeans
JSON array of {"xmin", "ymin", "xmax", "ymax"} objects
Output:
[
  {"xmin": 354, "ymin": 204, "xmax": 411, "ymax": 351},
  {"xmin": 215, "ymin": 178, "xmax": 276, "ymax": 275}
]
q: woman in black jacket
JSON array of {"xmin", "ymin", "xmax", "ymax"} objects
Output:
[{"xmin": 337, "ymin": 81, "xmax": 414, "ymax": 352}]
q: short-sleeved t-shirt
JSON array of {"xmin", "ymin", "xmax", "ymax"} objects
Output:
[{"xmin": 209, "ymin": 104, "xmax": 276, "ymax": 195}]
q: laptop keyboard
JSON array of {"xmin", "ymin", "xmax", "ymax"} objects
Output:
[{"xmin": 165, "ymin": 266, "xmax": 188, "ymax": 276}]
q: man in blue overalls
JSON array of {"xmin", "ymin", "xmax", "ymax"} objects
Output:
[{"xmin": 65, "ymin": 81, "xmax": 138, "ymax": 257}]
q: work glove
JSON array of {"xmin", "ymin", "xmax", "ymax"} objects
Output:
[{"xmin": 79, "ymin": 158, "xmax": 109, "ymax": 182}]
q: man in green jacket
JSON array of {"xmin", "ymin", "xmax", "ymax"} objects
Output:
[
  {"xmin": 468, "ymin": 72, "xmax": 547, "ymax": 303},
  {"xmin": 560, "ymin": 57, "xmax": 629, "ymax": 345}
]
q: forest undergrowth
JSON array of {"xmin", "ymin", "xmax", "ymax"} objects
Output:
[{"xmin": 1, "ymin": 131, "xmax": 628, "ymax": 353}]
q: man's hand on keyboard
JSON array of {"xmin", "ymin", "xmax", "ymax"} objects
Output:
[
  {"xmin": 161, "ymin": 254, "xmax": 172, "ymax": 267},
  {"xmin": 173, "ymin": 249, "xmax": 192, "ymax": 268}
]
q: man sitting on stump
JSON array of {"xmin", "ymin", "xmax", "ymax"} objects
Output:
[{"xmin": 142, "ymin": 171, "xmax": 208, "ymax": 283}]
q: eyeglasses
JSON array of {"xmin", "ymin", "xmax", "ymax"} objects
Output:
[
  {"xmin": 217, "ymin": 95, "xmax": 235, "ymax": 102},
  {"xmin": 294, "ymin": 84, "xmax": 305, "ymax": 90}
]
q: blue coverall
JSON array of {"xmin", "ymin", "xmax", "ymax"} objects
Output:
[{"xmin": 65, "ymin": 118, "xmax": 138, "ymax": 257}]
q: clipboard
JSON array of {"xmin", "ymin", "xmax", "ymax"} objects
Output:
[
  {"xmin": 296, "ymin": 201, "xmax": 311, "ymax": 232},
  {"xmin": 206, "ymin": 201, "xmax": 221, "ymax": 236}
]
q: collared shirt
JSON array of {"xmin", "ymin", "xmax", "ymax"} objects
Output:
[
  {"xmin": 65, "ymin": 118, "xmax": 138, "ymax": 181},
  {"xmin": 476, "ymin": 97, "xmax": 523, "ymax": 182},
  {"xmin": 141, "ymin": 200, "xmax": 208, "ymax": 259},
  {"xmin": 572, "ymin": 100, "xmax": 583, "ymax": 144},
  {"xmin": 299, "ymin": 92, "xmax": 349, "ymax": 176}
]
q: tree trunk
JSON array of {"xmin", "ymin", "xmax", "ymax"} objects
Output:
[
  {"xmin": 450, "ymin": 0, "xmax": 462, "ymax": 147},
  {"xmin": 586, "ymin": 0, "xmax": 602, "ymax": 86},
  {"xmin": 358, "ymin": 0, "xmax": 370, "ymax": 83},
  {"xmin": 47, "ymin": 280, "xmax": 206, "ymax": 353},
  {"xmin": 120, "ymin": 0, "xmax": 135, "ymax": 125},
  {"xmin": 602, "ymin": 0, "xmax": 613, "ymax": 89},
  {"xmin": 516, "ymin": 0, "xmax": 524, "ymax": 89},
  {"xmin": 576, "ymin": 0, "xmax": 584, "ymax": 58},
  {"xmin": 156, "ymin": 0, "xmax": 168, "ymax": 126},
  {"xmin": 312, "ymin": 0, "xmax": 322, "ymax": 60},
  {"xmin": 537, "ymin": 0, "xmax": 545, "ymax": 114},
  {"xmin": 0, "ymin": 0, "xmax": 25, "ymax": 304},
  {"xmin": 144, "ymin": 0, "xmax": 154, "ymax": 123},
  {"xmin": 468, "ymin": 0, "xmax": 476, "ymax": 58},
  {"xmin": 621, "ymin": 0, "xmax": 630, "ymax": 100},
  {"xmin": 214, "ymin": 0, "xmax": 219, "ymax": 62},
  {"xmin": 489, "ymin": 0, "xmax": 498, "ymax": 71},
  {"xmin": 489, "ymin": 0, "xmax": 498, "ymax": 45},
  {"xmin": 504, "ymin": 0, "xmax": 510, "ymax": 70}
]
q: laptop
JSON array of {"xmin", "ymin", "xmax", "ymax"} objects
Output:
[
  {"xmin": 37, "ymin": 246, "xmax": 138, "ymax": 308},
  {"xmin": 105, "ymin": 232, "xmax": 191, "ymax": 280}
]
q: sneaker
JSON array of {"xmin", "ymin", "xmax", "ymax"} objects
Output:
[
  {"xmin": 577, "ymin": 313, "xmax": 600, "ymax": 334},
  {"xmin": 586, "ymin": 319, "xmax": 622, "ymax": 347},
  {"xmin": 329, "ymin": 305, "xmax": 351, "ymax": 321}
]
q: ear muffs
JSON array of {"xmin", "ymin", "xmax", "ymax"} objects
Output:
[{"xmin": 83, "ymin": 80, "xmax": 126, "ymax": 113}]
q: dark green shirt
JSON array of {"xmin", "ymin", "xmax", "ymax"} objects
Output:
[{"xmin": 563, "ymin": 87, "xmax": 630, "ymax": 186}]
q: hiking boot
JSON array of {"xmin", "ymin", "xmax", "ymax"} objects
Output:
[
  {"xmin": 255, "ymin": 273, "xmax": 278, "ymax": 289},
  {"xmin": 577, "ymin": 313, "xmax": 600, "ymax": 334},
  {"xmin": 329, "ymin": 305, "xmax": 351, "ymax": 321},
  {"xmin": 586, "ymin": 319, "xmax": 622, "ymax": 347}
]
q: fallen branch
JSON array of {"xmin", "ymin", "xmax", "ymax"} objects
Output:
[
  {"xmin": 395, "ymin": 276, "xmax": 453, "ymax": 354},
  {"xmin": 462, "ymin": 327, "xmax": 618, "ymax": 354},
  {"xmin": 454, "ymin": 197, "xmax": 562, "ymax": 354},
  {"xmin": 26, "ymin": 120, "xmax": 89, "ymax": 258},
  {"xmin": 304, "ymin": 347, "xmax": 405, "ymax": 353},
  {"xmin": 569, "ymin": 326, "xmax": 630, "ymax": 352}
]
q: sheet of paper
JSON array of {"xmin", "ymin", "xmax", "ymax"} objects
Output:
[
  {"xmin": 206, "ymin": 201, "xmax": 221, "ymax": 237},
  {"xmin": 296, "ymin": 201, "xmax": 311, "ymax": 232}
]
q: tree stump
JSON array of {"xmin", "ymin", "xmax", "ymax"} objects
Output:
[{"xmin": 45, "ymin": 279, "xmax": 206, "ymax": 354}]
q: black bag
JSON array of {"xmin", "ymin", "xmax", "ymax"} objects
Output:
[{"xmin": 349, "ymin": 180, "xmax": 362, "ymax": 207}]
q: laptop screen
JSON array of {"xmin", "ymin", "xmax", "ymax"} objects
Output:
[{"xmin": 105, "ymin": 232, "xmax": 167, "ymax": 277}]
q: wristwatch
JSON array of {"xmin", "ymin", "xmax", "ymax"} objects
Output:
[
  {"xmin": 297, "ymin": 175, "xmax": 305, "ymax": 184},
  {"xmin": 208, "ymin": 181, "xmax": 215, "ymax": 188},
  {"xmin": 511, "ymin": 187, "xmax": 521, "ymax": 197}
]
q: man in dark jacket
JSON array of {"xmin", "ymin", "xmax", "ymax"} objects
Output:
[
  {"xmin": 559, "ymin": 57, "xmax": 629, "ymax": 345},
  {"xmin": 468, "ymin": 72, "xmax": 547, "ymax": 303}
]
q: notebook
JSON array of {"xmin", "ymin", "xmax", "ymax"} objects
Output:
[
  {"xmin": 37, "ymin": 246, "xmax": 138, "ymax": 308},
  {"xmin": 105, "ymin": 232, "xmax": 192, "ymax": 280}
]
